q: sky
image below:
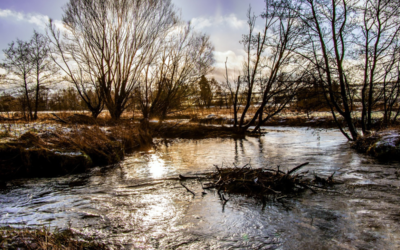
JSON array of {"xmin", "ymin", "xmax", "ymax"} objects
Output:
[{"xmin": 0, "ymin": 0, "xmax": 267, "ymax": 81}]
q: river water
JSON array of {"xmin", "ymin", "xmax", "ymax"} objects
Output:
[{"xmin": 1, "ymin": 126, "xmax": 400, "ymax": 249}]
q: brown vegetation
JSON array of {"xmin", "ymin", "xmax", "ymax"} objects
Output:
[
  {"xmin": 0, "ymin": 122, "xmax": 151, "ymax": 180},
  {"xmin": 0, "ymin": 227, "xmax": 108, "ymax": 250},
  {"xmin": 352, "ymin": 129, "xmax": 400, "ymax": 161}
]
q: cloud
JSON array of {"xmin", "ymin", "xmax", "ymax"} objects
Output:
[
  {"xmin": 208, "ymin": 50, "xmax": 246, "ymax": 82},
  {"xmin": 191, "ymin": 14, "xmax": 246, "ymax": 31},
  {"xmin": 0, "ymin": 9, "xmax": 50, "ymax": 29},
  {"xmin": 213, "ymin": 50, "xmax": 245, "ymax": 69}
]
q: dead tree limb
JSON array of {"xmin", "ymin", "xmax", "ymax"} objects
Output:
[
  {"xmin": 288, "ymin": 162, "xmax": 309, "ymax": 175},
  {"xmin": 180, "ymin": 182, "xmax": 195, "ymax": 196},
  {"xmin": 51, "ymin": 113, "xmax": 68, "ymax": 124}
]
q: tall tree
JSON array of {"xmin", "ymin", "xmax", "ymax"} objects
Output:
[
  {"xmin": 137, "ymin": 24, "xmax": 214, "ymax": 120},
  {"xmin": 357, "ymin": 0, "xmax": 400, "ymax": 130},
  {"xmin": 297, "ymin": 0, "xmax": 360, "ymax": 140},
  {"xmin": 2, "ymin": 32, "xmax": 57, "ymax": 120},
  {"xmin": 296, "ymin": 0, "xmax": 400, "ymax": 140},
  {"xmin": 230, "ymin": 0, "xmax": 309, "ymax": 133},
  {"xmin": 30, "ymin": 31, "xmax": 57, "ymax": 119},
  {"xmin": 2, "ymin": 39, "xmax": 35, "ymax": 120},
  {"xmin": 49, "ymin": 0, "xmax": 178, "ymax": 119}
]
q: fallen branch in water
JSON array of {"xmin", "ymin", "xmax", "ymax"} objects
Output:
[
  {"xmin": 180, "ymin": 181, "xmax": 195, "ymax": 196},
  {"xmin": 287, "ymin": 162, "xmax": 309, "ymax": 175},
  {"xmin": 199, "ymin": 163, "xmax": 336, "ymax": 199}
]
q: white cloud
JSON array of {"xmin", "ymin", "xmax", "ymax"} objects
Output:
[
  {"xmin": 191, "ymin": 17, "xmax": 213, "ymax": 30},
  {"xmin": 0, "ymin": 8, "xmax": 49, "ymax": 29},
  {"xmin": 213, "ymin": 50, "xmax": 245, "ymax": 69},
  {"xmin": 0, "ymin": 8, "xmax": 66, "ymax": 34},
  {"xmin": 189, "ymin": 14, "xmax": 249, "ymax": 82},
  {"xmin": 191, "ymin": 13, "xmax": 246, "ymax": 31},
  {"xmin": 208, "ymin": 50, "xmax": 246, "ymax": 82}
]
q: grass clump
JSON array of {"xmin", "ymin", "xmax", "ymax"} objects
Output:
[{"xmin": 0, "ymin": 227, "xmax": 109, "ymax": 250}]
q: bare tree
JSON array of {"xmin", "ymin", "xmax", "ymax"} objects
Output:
[
  {"xmin": 48, "ymin": 0, "xmax": 178, "ymax": 120},
  {"xmin": 137, "ymin": 24, "xmax": 214, "ymax": 121},
  {"xmin": 224, "ymin": 58, "xmax": 242, "ymax": 128},
  {"xmin": 230, "ymin": 0, "xmax": 308, "ymax": 133},
  {"xmin": 2, "ymin": 31, "xmax": 57, "ymax": 120},
  {"xmin": 297, "ymin": 0, "xmax": 360, "ymax": 140},
  {"xmin": 2, "ymin": 39, "xmax": 35, "ymax": 120},
  {"xmin": 357, "ymin": 0, "xmax": 400, "ymax": 130},
  {"xmin": 30, "ymin": 31, "xmax": 58, "ymax": 119},
  {"xmin": 47, "ymin": 22, "xmax": 105, "ymax": 118},
  {"xmin": 295, "ymin": 0, "xmax": 400, "ymax": 140}
]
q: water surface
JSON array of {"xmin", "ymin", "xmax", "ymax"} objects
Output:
[{"xmin": 1, "ymin": 126, "xmax": 400, "ymax": 249}]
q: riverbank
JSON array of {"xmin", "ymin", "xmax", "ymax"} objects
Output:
[
  {"xmin": 352, "ymin": 129, "xmax": 400, "ymax": 161},
  {"xmin": 192, "ymin": 113, "xmax": 398, "ymax": 129},
  {"xmin": 0, "ymin": 123, "xmax": 152, "ymax": 180},
  {"xmin": 153, "ymin": 123, "xmax": 245, "ymax": 139}
]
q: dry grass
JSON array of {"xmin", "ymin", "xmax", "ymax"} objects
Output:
[
  {"xmin": 0, "ymin": 227, "xmax": 109, "ymax": 250},
  {"xmin": 0, "ymin": 123, "xmax": 152, "ymax": 180}
]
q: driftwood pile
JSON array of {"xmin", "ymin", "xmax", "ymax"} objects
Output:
[{"xmin": 198, "ymin": 163, "xmax": 335, "ymax": 200}]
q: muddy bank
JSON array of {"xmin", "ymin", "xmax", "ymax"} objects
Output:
[
  {"xmin": 152, "ymin": 123, "xmax": 245, "ymax": 139},
  {"xmin": 0, "ymin": 125, "xmax": 152, "ymax": 180},
  {"xmin": 352, "ymin": 129, "xmax": 400, "ymax": 161}
]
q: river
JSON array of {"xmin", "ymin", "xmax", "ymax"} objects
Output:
[{"xmin": 1, "ymin": 126, "xmax": 400, "ymax": 249}]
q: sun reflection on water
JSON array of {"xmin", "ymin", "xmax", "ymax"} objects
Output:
[{"xmin": 147, "ymin": 154, "xmax": 166, "ymax": 178}]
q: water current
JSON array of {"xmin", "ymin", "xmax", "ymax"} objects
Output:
[{"xmin": 1, "ymin": 126, "xmax": 400, "ymax": 249}]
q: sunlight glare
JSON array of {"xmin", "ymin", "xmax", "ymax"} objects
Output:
[{"xmin": 148, "ymin": 154, "xmax": 166, "ymax": 178}]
